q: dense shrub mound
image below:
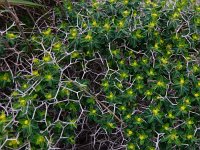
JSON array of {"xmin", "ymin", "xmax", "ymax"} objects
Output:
[{"xmin": 0, "ymin": 0, "xmax": 200, "ymax": 149}]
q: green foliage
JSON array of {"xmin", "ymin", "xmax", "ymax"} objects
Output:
[{"xmin": 0, "ymin": 0, "xmax": 199, "ymax": 149}]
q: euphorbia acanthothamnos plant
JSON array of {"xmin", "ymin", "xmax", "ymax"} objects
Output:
[{"xmin": 0, "ymin": 0, "xmax": 199, "ymax": 149}]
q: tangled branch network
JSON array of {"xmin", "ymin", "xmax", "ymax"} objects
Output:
[{"xmin": 0, "ymin": 0, "xmax": 200, "ymax": 149}]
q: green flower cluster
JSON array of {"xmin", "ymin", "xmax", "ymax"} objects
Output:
[{"xmin": 0, "ymin": 0, "xmax": 199, "ymax": 149}]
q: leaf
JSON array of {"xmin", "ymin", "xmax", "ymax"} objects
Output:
[{"xmin": 0, "ymin": 0, "xmax": 43, "ymax": 7}]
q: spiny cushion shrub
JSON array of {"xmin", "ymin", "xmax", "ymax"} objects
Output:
[{"xmin": 0, "ymin": 0, "xmax": 200, "ymax": 149}]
